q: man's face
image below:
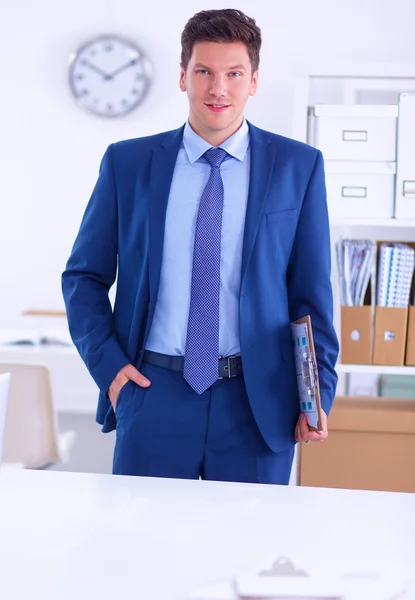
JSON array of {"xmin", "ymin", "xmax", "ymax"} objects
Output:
[{"xmin": 179, "ymin": 41, "xmax": 258, "ymax": 143}]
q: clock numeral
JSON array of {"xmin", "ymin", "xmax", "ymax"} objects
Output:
[
  {"xmin": 136, "ymin": 73, "xmax": 144, "ymax": 80},
  {"xmin": 131, "ymin": 89, "xmax": 138, "ymax": 95},
  {"xmin": 76, "ymin": 74, "xmax": 84, "ymax": 81},
  {"xmin": 104, "ymin": 44, "xmax": 114, "ymax": 52},
  {"xmin": 121, "ymin": 99, "xmax": 128, "ymax": 106},
  {"xmin": 106, "ymin": 103, "xmax": 113, "ymax": 111},
  {"xmin": 81, "ymin": 89, "xmax": 90, "ymax": 96}
]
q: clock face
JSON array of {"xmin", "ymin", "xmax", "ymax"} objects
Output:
[{"xmin": 69, "ymin": 35, "xmax": 151, "ymax": 117}]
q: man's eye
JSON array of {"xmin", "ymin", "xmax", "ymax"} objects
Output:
[
  {"xmin": 229, "ymin": 72, "xmax": 241, "ymax": 77},
  {"xmin": 197, "ymin": 69, "xmax": 209, "ymax": 75}
]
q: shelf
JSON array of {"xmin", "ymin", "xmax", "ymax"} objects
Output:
[
  {"xmin": 336, "ymin": 363, "xmax": 415, "ymax": 375},
  {"xmin": 331, "ymin": 218, "xmax": 415, "ymax": 228}
]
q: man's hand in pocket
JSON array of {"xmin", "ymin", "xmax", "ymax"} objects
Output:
[{"xmin": 108, "ymin": 364, "xmax": 151, "ymax": 411}]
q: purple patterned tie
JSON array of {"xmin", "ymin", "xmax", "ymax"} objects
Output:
[{"xmin": 184, "ymin": 147, "xmax": 228, "ymax": 394}]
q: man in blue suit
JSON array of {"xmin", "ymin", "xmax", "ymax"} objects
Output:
[{"xmin": 62, "ymin": 8, "xmax": 338, "ymax": 484}]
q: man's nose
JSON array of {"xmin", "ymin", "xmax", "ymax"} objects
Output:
[{"xmin": 209, "ymin": 77, "xmax": 226, "ymax": 98}]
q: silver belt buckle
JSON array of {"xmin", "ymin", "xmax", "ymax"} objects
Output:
[{"xmin": 218, "ymin": 355, "xmax": 236, "ymax": 379}]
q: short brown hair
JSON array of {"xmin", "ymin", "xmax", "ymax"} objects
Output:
[{"xmin": 181, "ymin": 9, "xmax": 262, "ymax": 73}]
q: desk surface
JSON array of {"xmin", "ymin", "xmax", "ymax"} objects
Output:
[
  {"xmin": 0, "ymin": 469, "xmax": 414, "ymax": 600},
  {"xmin": 0, "ymin": 343, "xmax": 78, "ymax": 356}
]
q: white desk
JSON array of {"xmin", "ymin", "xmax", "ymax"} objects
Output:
[
  {"xmin": 0, "ymin": 470, "xmax": 414, "ymax": 600},
  {"xmin": 0, "ymin": 345, "xmax": 98, "ymax": 413}
]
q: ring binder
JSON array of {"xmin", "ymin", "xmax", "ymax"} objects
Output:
[{"xmin": 290, "ymin": 315, "xmax": 324, "ymax": 431}]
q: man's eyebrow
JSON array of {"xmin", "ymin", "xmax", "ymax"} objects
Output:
[{"xmin": 193, "ymin": 63, "xmax": 246, "ymax": 70}]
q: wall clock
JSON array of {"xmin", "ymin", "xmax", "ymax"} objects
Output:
[{"xmin": 69, "ymin": 34, "xmax": 152, "ymax": 117}]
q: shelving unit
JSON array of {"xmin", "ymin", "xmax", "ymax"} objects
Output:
[
  {"xmin": 288, "ymin": 65, "xmax": 415, "ymax": 486},
  {"xmin": 331, "ymin": 218, "xmax": 415, "ymax": 228},
  {"xmin": 336, "ymin": 363, "xmax": 415, "ymax": 376},
  {"xmin": 293, "ymin": 63, "xmax": 415, "ymax": 396}
]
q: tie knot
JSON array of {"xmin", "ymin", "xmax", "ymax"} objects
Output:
[{"xmin": 204, "ymin": 147, "xmax": 228, "ymax": 169}]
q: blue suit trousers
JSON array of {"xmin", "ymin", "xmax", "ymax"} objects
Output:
[{"xmin": 113, "ymin": 361, "xmax": 294, "ymax": 484}]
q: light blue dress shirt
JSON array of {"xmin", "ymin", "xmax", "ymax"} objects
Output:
[{"xmin": 145, "ymin": 119, "xmax": 250, "ymax": 357}]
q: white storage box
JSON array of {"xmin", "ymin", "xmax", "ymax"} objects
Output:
[
  {"xmin": 325, "ymin": 161, "xmax": 396, "ymax": 220},
  {"xmin": 395, "ymin": 93, "xmax": 415, "ymax": 219},
  {"xmin": 310, "ymin": 104, "xmax": 398, "ymax": 162}
]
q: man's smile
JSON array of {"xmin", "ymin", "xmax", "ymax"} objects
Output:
[{"xmin": 205, "ymin": 103, "xmax": 231, "ymax": 112}]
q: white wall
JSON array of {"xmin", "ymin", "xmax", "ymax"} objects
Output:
[{"xmin": 1, "ymin": 0, "xmax": 415, "ymax": 328}]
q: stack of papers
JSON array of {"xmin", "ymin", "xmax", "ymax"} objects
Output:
[
  {"xmin": 335, "ymin": 239, "xmax": 377, "ymax": 307},
  {"xmin": 377, "ymin": 243, "xmax": 415, "ymax": 307}
]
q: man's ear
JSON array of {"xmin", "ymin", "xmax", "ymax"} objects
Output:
[
  {"xmin": 179, "ymin": 64, "xmax": 187, "ymax": 92},
  {"xmin": 249, "ymin": 69, "xmax": 259, "ymax": 97}
]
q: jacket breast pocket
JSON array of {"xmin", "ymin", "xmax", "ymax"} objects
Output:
[{"xmin": 266, "ymin": 208, "xmax": 298, "ymax": 223}]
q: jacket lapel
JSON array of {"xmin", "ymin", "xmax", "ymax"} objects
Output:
[
  {"xmin": 241, "ymin": 122, "xmax": 275, "ymax": 283},
  {"xmin": 148, "ymin": 126, "xmax": 184, "ymax": 310}
]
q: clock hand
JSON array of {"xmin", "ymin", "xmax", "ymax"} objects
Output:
[
  {"xmin": 82, "ymin": 60, "xmax": 111, "ymax": 79},
  {"xmin": 108, "ymin": 59, "xmax": 138, "ymax": 78}
]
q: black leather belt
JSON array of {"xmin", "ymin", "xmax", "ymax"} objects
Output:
[{"xmin": 142, "ymin": 350, "xmax": 243, "ymax": 379}]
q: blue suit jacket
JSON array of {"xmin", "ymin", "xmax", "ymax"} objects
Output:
[{"xmin": 62, "ymin": 122, "xmax": 338, "ymax": 453}]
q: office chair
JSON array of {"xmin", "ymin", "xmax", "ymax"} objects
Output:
[{"xmin": 0, "ymin": 363, "xmax": 75, "ymax": 469}]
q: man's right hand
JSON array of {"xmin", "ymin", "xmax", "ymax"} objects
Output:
[{"xmin": 108, "ymin": 363, "xmax": 151, "ymax": 411}]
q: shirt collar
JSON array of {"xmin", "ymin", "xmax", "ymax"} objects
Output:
[{"xmin": 183, "ymin": 119, "xmax": 250, "ymax": 164}]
